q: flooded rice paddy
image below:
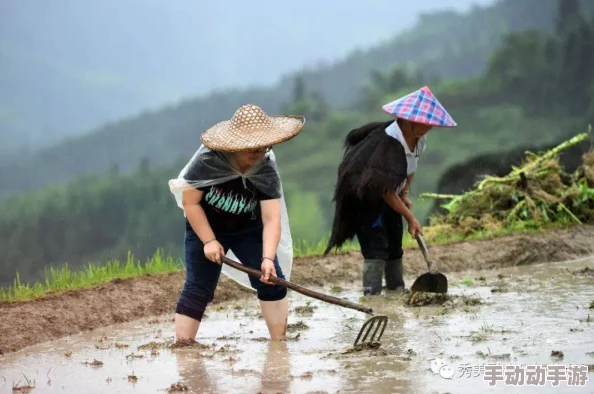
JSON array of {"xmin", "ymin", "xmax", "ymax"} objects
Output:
[{"xmin": 1, "ymin": 256, "xmax": 593, "ymax": 393}]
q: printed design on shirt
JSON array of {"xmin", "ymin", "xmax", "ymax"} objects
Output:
[{"xmin": 204, "ymin": 186, "xmax": 257, "ymax": 214}]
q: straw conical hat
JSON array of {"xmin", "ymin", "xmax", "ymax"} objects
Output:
[
  {"xmin": 381, "ymin": 86, "xmax": 457, "ymax": 128},
  {"xmin": 200, "ymin": 104, "xmax": 305, "ymax": 152}
]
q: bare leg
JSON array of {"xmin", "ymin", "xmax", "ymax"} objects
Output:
[
  {"xmin": 175, "ymin": 313, "xmax": 200, "ymax": 341},
  {"xmin": 259, "ymin": 296, "xmax": 289, "ymax": 340}
]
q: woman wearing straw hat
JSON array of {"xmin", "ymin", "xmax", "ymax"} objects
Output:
[
  {"xmin": 168, "ymin": 104, "xmax": 305, "ymax": 341},
  {"xmin": 324, "ymin": 86, "xmax": 456, "ymax": 295}
]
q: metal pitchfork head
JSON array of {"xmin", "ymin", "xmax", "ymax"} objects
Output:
[{"xmin": 353, "ymin": 315, "xmax": 388, "ymax": 347}]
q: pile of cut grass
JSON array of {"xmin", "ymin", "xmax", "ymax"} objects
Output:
[{"xmin": 422, "ymin": 130, "xmax": 594, "ymax": 238}]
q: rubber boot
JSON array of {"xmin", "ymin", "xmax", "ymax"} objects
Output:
[
  {"xmin": 363, "ymin": 259, "xmax": 384, "ymax": 296},
  {"xmin": 385, "ymin": 258, "xmax": 405, "ymax": 291}
]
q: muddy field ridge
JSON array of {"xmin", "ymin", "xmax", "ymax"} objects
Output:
[{"xmin": 1, "ymin": 224, "xmax": 593, "ymax": 356}]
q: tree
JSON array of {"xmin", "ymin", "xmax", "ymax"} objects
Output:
[
  {"xmin": 556, "ymin": 0, "xmax": 582, "ymax": 34},
  {"xmin": 138, "ymin": 156, "xmax": 151, "ymax": 175},
  {"xmin": 281, "ymin": 75, "xmax": 330, "ymax": 122},
  {"xmin": 360, "ymin": 65, "xmax": 426, "ymax": 112},
  {"xmin": 292, "ymin": 75, "xmax": 306, "ymax": 103}
]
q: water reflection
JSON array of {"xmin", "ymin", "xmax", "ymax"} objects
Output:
[
  {"xmin": 259, "ymin": 341, "xmax": 291, "ymax": 393},
  {"xmin": 174, "ymin": 347, "xmax": 218, "ymax": 393},
  {"xmin": 172, "ymin": 339, "xmax": 292, "ymax": 393}
]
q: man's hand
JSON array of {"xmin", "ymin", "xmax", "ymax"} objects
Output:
[
  {"xmin": 204, "ymin": 240, "xmax": 225, "ymax": 264},
  {"xmin": 260, "ymin": 258, "xmax": 277, "ymax": 284}
]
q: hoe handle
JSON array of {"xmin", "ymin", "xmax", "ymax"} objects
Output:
[
  {"xmin": 415, "ymin": 233, "xmax": 433, "ymax": 271},
  {"xmin": 221, "ymin": 256, "xmax": 373, "ymax": 315}
]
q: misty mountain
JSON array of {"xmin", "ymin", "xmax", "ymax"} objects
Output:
[
  {"xmin": 0, "ymin": 0, "xmax": 572, "ymax": 201},
  {"xmin": 0, "ymin": 0, "xmax": 493, "ymax": 154}
]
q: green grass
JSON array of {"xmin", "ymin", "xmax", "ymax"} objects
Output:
[
  {"xmin": 0, "ymin": 237, "xmax": 361, "ymax": 303},
  {"xmin": 0, "ymin": 221, "xmax": 580, "ymax": 303},
  {"xmin": 292, "ymin": 236, "xmax": 360, "ymax": 256},
  {"xmin": 0, "ymin": 250, "xmax": 182, "ymax": 302}
]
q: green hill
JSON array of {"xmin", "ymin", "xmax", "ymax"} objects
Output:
[
  {"xmin": 0, "ymin": 0, "xmax": 592, "ymax": 287},
  {"xmin": 0, "ymin": 0, "xmax": 569, "ymax": 201}
]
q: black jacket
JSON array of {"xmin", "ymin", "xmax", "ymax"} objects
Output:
[{"xmin": 324, "ymin": 120, "xmax": 408, "ymax": 255}]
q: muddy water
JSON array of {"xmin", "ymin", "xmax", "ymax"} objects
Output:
[{"xmin": 1, "ymin": 256, "xmax": 594, "ymax": 394}]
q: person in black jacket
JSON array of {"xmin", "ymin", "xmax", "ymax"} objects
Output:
[{"xmin": 324, "ymin": 86, "xmax": 457, "ymax": 295}]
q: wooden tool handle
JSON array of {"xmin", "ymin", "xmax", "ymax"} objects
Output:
[{"xmin": 221, "ymin": 256, "xmax": 373, "ymax": 315}]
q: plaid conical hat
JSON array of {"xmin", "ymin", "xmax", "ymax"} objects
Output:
[
  {"xmin": 201, "ymin": 104, "xmax": 305, "ymax": 152},
  {"xmin": 381, "ymin": 86, "xmax": 457, "ymax": 128}
]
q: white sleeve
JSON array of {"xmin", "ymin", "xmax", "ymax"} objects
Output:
[{"xmin": 420, "ymin": 135, "xmax": 427, "ymax": 154}]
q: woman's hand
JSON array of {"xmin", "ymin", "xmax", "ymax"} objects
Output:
[
  {"xmin": 260, "ymin": 258, "xmax": 277, "ymax": 284},
  {"xmin": 204, "ymin": 240, "xmax": 225, "ymax": 264},
  {"xmin": 407, "ymin": 217, "xmax": 423, "ymax": 237}
]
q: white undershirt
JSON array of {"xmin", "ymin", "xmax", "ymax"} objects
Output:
[{"xmin": 385, "ymin": 121, "xmax": 427, "ymax": 195}]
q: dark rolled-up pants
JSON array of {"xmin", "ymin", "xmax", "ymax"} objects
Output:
[{"xmin": 176, "ymin": 220, "xmax": 287, "ymax": 321}]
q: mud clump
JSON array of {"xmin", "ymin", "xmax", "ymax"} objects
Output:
[
  {"xmin": 167, "ymin": 381, "xmax": 189, "ymax": 392},
  {"xmin": 567, "ymin": 266, "xmax": 594, "ymax": 277},
  {"xmin": 11, "ymin": 375, "xmax": 36, "ymax": 393},
  {"xmin": 330, "ymin": 285, "xmax": 343, "ymax": 293},
  {"xmin": 579, "ymin": 314, "xmax": 593, "ymax": 323},
  {"xmin": 127, "ymin": 373, "xmax": 138, "ymax": 383},
  {"xmin": 490, "ymin": 286, "xmax": 509, "ymax": 293},
  {"xmin": 406, "ymin": 349, "xmax": 417, "ymax": 356},
  {"xmin": 299, "ymin": 372, "xmax": 313, "ymax": 380},
  {"xmin": 287, "ymin": 321, "xmax": 309, "ymax": 332},
  {"xmin": 294, "ymin": 304, "xmax": 318, "ymax": 315},
  {"xmin": 407, "ymin": 292, "xmax": 483, "ymax": 310},
  {"xmin": 166, "ymin": 340, "xmax": 240, "ymax": 359},
  {"xmin": 551, "ymin": 350, "xmax": 564, "ymax": 360},
  {"xmin": 284, "ymin": 333, "xmax": 302, "ymax": 342},
  {"xmin": 82, "ymin": 359, "xmax": 104, "ymax": 367},
  {"xmin": 169, "ymin": 339, "xmax": 210, "ymax": 350},
  {"xmin": 407, "ymin": 292, "xmax": 452, "ymax": 306},
  {"xmin": 476, "ymin": 350, "xmax": 511, "ymax": 360},
  {"xmin": 322, "ymin": 342, "xmax": 400, "ymax": 359},
  {"xmin": 138, "ymin": 340, "xmax": 173, "ymax": 351},
  {"xmin": 216, "ymin": 335, "xmax": 240, "ymax": 341},
  {"xmin": 341, "ymin": 342, "xmax": 382, "ymax": 354}
]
